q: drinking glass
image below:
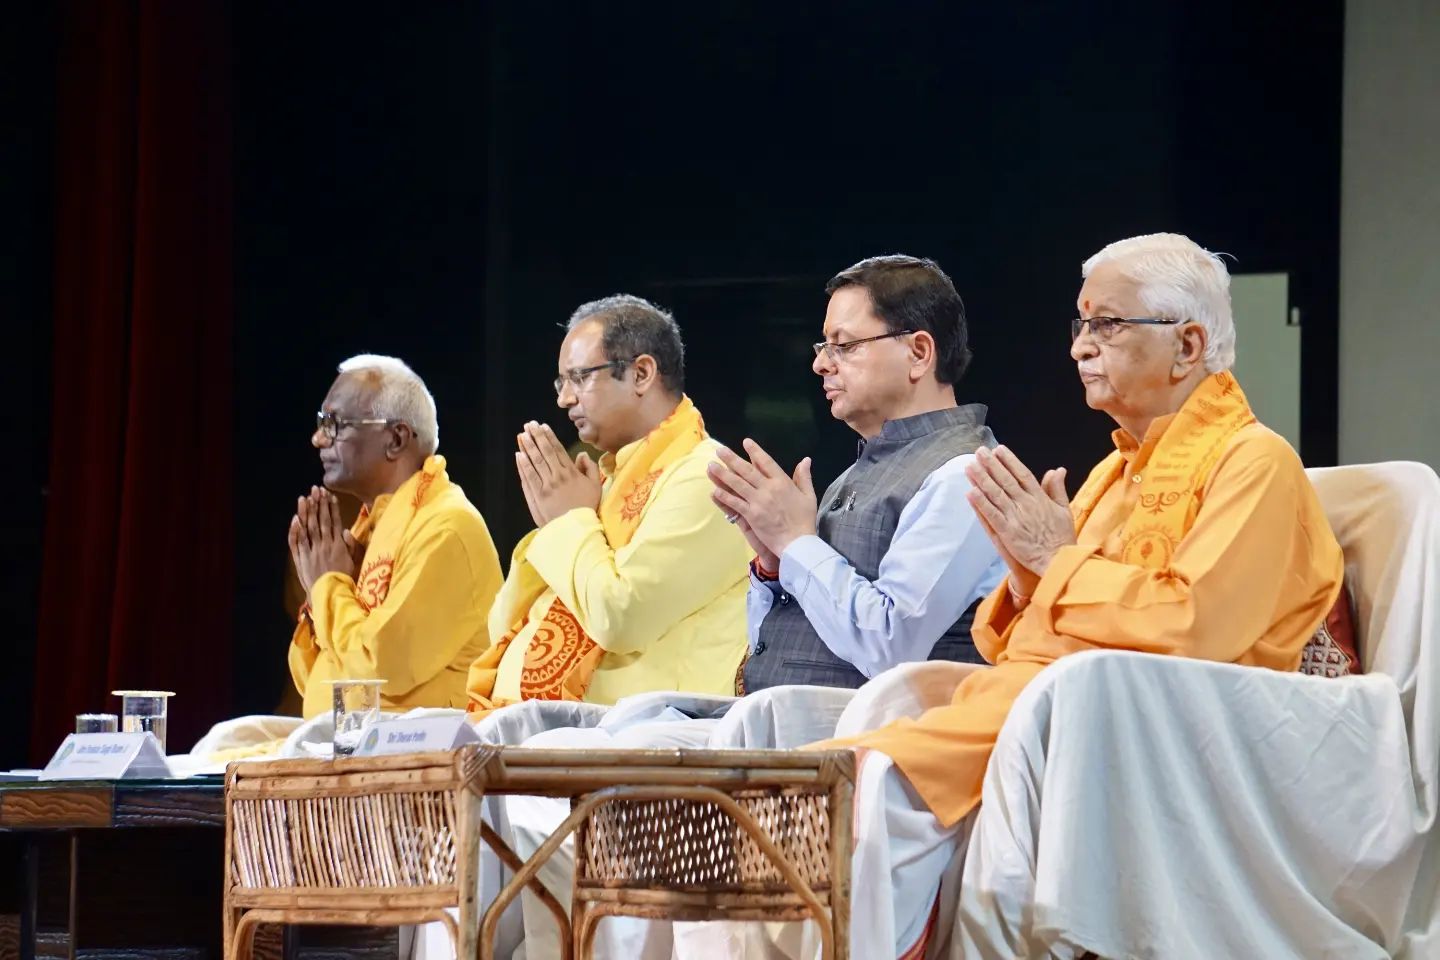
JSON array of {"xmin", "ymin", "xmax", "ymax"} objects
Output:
[
  {"xmin": 75, "ymin": 713, "xmax": 118, "ymax": 734},
  {"xmin": 112, "ymin": 690, "xmax": 175, "ymax": 753},
  {"xmin": 331, "ymin": 679, "xmax": 385, "ymax": 757}
]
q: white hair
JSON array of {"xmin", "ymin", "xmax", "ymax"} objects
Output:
[
  {"xmin": 336, "ymin": 354, "xmax": 439, "ymax": 455},
  {"xmin": 1081, "ymin": 232, "xmax": 1236, "ymax": 372}
]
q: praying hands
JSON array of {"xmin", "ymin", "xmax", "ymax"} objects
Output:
[
  {"xmin": 289, "ymin": 486, "xmax": 362, "ymax": 595},
  {"xmin": 964, "ymin": 445, "xmax": 1074, "ymax": 599},
  {"xmin": 707, "ymin": 439, "xmax": 817, "ymax": 571},
  {"xmin": 515, "ymin": 421, "xmax": 603, "ymax": 527}
]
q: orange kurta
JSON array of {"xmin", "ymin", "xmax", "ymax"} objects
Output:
[{"xmin": 837, "ymin": 379, "xmax": 1344, "ymax": 828}]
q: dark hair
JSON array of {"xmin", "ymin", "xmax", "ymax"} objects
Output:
[
  {"xmin": 824, "ymin": 254, "xmax": 971, "ymax": 385},
  {"xmin": 566, "ymin": 294, "xmax": 685, "ymax": 394}
]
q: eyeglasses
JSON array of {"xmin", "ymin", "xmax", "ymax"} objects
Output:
[
  {"xmin": 553, "ymin": 359, "xmax": 631, "ymax": 396},
  {"xmin": 1071, "ymin": 316, "xmax": 1182, "ymax": 343},
  {"xmin": 812, "ymin": 329, "xmax": 915, "ymax": 363},
  {"xmin": 316, "ymin": 411, "xmax": 391, "ymax": 441}
]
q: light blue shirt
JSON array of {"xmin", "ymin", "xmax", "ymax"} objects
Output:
[{"xmin": 746, "ymin": 453, "xmax": 1005, "ymax": 679}]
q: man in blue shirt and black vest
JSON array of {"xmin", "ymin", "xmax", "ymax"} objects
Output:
[{"xmin": 711, "ymin": 253, "xmax": 1005, "ymax": 691}]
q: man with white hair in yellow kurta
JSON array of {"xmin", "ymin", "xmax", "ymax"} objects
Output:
[
  {"xmin": 191, "ymin": 355, "xmax": 503, "ymax": 760},
  {"xmin": 287, "ymin": 354, "xmax": 504, "ymax": 716}
]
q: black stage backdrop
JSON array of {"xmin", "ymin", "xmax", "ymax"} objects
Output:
[{"xmin": 5, "ymin": 1, "xmax": 1343, "ymax": 764}]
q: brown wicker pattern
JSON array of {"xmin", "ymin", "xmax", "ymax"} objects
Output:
[
  {"xmin": 578, "ymin": 790, "xmax": 832, "ymax": 892},
  {"xmin": 223, "ymin": 750, "xmax": 483, "ymax": 960},
  {"xmin": 222, "ymin": 745, "xmax": 855, "ymax": 960},
  {"xmin": 231, "ymin": 792, "xmax": 459, "ymax": 889}
]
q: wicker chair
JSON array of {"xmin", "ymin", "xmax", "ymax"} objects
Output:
[
  {"xmin": 224, "ymin": 747, "xmax": 572, "ymax": 960},
  {"xmin": 482, "ymin": 748, "xmax": 856, "ymax": 960},
  {"xmin": 224, "ymin": 746, "xmax": 854, "ymax": 960}
]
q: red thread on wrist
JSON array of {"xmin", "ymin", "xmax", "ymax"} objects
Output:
[{"xmin": 752, "ymin": 557, "xmax": 779, "ymax": 581}]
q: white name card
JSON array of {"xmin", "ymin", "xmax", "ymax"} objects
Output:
[
  {"xmin": 354, "ymin": 716, "xmax": 480, "ymax": 757},
  {"xmin": 41, "ymin": 733, "xmax": 173, "ymax": 781}
]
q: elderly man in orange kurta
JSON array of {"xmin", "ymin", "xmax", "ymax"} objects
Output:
[{"xmin": 820, "ymin": 233, "xmax": 1344, "ymax": 960}]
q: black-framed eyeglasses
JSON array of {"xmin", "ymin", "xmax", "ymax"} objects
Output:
[
  {"xmin": 1071, "ymin": 316, "xmax": 1182, "ymax": 343},
  {"xmin": 553, "ymin": 359, "xmax": 632, "ymax": 396},
  {"xmin": 316, "ymin": 410, "xmax": 392, "ymax": 441},
  {"xmin": 812, "ymin": 329, "xmax": 915, "ymax": 363}
]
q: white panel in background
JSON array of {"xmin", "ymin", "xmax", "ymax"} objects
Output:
[{"xmin": 1230, "ymin": 272, "xmax": 1300, "ymax": 451}]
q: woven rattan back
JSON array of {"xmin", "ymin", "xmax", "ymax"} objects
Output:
[
  {"xmin": 230, "ymin": 781, "xmax": 460, "ymax": 890},
  {"xmin": 577, "ymin": 788, "xmax": 833, "ymax": 893},
  {"xmin": 556, "ymin": 750, "xmax": 856, "ymax": 960},
  {"xmin": 223, "ymin": 749, "xmax": 482, "ymax": 960},
  {"xmin": 222, "ymin": 744, "xmax": 853, "ymax": 960}
]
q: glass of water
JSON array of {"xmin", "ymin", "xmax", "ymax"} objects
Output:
[
  {"xmin": 76, "ymin": 713, "xmax": 118, "ymax": 734},
  {"xmin": 331, "ymin": 679, "xmax": 385, "ymax": 757},
  {"xmin": 112, "ymin": 690, "xmax": 175, "ymax": 753}
]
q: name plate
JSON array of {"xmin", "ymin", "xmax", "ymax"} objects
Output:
[
  {"xmin": 354, "ymin": 716, "xmax": 480, "ymax": 757},
  {"xmin": 41, "ymin": 733, "xmax": 173, "ymax": 781}
]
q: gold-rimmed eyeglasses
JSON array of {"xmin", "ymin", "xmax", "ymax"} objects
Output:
[{"xmin": 812, "ymin": 329, "xmax": 915, "ymax": 363}]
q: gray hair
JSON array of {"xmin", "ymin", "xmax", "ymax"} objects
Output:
[
  {"xmin": 1082, "ymin": 232, "xmax": 1236, "ymax": 372},
  {"xmin": 336, "ymin": 354, "xmax": 439, "ymax": 455},
  {"xmin": 567, "ymin": 294, "xmax": 685, "ymax": 394}
]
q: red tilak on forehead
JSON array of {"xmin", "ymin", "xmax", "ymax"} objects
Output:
[{"xmin": 1083, "ymin": 298, "xmax": 1092, "ymax": 312}]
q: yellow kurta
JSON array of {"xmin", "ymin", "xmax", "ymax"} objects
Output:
[
  {"xmin": 289, "ymin": 455, "xmax": 504, "ymax": 719},
  {"xmin": 837, "ymin": 396, "xmax": 1344, "ymax": 827},
  {"xmin": 468, "ymin": 435, "xmax": 752, "ymax": 709}
]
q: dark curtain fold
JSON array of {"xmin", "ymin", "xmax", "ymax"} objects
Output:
[{"xmin": 33, "ymin": 0, "xmax": 233, "ymax": 762}]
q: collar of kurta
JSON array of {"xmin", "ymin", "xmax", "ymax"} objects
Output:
[
  {"xmin": 354, "ymin": 455, "xmax": 447, "ymax": 541},
  {"xmin": 857, "ymin": 402, "xmax": 989, "ymax": 458},
  {"xmin": 596, "ymin": 397, "xmax": 698, "ymax": 479},
  {"xmin": 1111, "ymin": 414, "xmax": 1178, "ymax": 466}
]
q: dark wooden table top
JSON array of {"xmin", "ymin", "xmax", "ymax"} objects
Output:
[{"xmin": 0, "ymin": 777, "xmax": 224, "ymax": 831}]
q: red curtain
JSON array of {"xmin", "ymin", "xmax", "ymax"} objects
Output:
[{"xmin": 33, "ymin": 0, "xmax": 233, "ymax": 762}]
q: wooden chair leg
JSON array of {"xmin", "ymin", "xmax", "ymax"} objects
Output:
[
  {"xmin": 230, "ymin": 911, "xmax": 262, "ymax": 960},
  {"xmin": 574, "ymin": 904, "xmax": 604, "ymax": 959},
  {"xmin": 571, "ymin": 902, "xmax": 589, "ymax": 958}
]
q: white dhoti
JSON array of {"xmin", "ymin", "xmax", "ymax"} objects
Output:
[
  {"xmin": 954, "ymin": 650, "xmax": 1405, "ymax": 960},
  {"xmin": 671, "ymin": 751, "xmax": 967, "ymax": 960},
  {"xmin": 506, "ymin": 711, "xmax": 721, "ymax": 960},
  {"xmin": 414, "ymin": 697, "xmax": 731, "ymax": 960},
  {"xmin": 670, "ymin": 668, "xmax": 978, "ymax": 959},
  {"xmin": 412, "ymin": 700, "xmax": 612, "ymax": 960}
]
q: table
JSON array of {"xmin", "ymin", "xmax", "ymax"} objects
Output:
[
  {"xmin": 226, "ymin": 747, "xmax": 854, "ymax": 960},
  {"xmin": 0, "ymin": 777, "xmax": 226, "ymax": 960},
  {"xmin": 0, "ymin": 779, "xmax": 398, "ymax": 960}
]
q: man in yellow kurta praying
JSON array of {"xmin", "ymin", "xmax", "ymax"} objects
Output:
[
  {"xmin": 821, "ymin": 233, "xmax": 1345, "ymax": 959},
  {"xmin": 466, "ymin": 295, "xmax": 751, "ymax": 714},
  {"xmin": 189, "ymin": 355, "xmax": 504, "ymax": 764},
  {"xmin": 285, "ymin": 354, "xmax": 503, "ymax": 718}
]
